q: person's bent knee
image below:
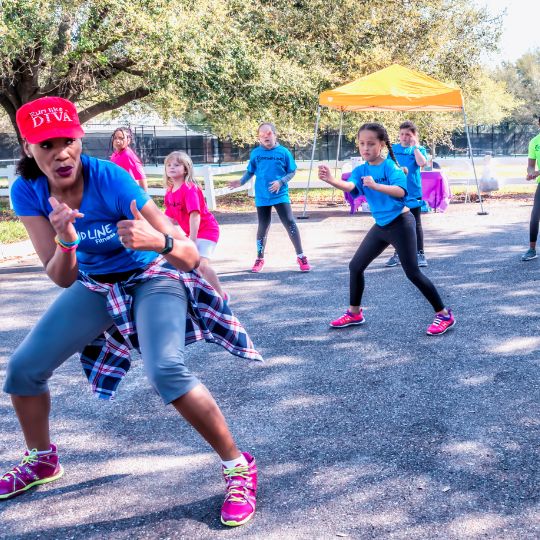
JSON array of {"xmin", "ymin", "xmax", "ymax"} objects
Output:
[
  {"xmin": 3, "ymin": 350, "xmax": 50, "ymax": 396},
  {"xmin": 403, "ymin": 268, "xmax": 423, "ymax": 284},
  {"xmin": 349, "ymin": 260, "xmax": 366, "ymax": 274},
  {"xmin": 145, "ymin": 355, "xmax": 200, "ymax": 405}
]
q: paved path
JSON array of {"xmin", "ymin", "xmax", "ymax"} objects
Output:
[{"xmin": 1, "ymin": 199, "xmax": 539, "ymax": 539}]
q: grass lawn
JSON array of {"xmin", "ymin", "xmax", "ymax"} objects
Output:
[{"xmin": 1, "ymin": 181, "xmax": 537, "ymax": 244}]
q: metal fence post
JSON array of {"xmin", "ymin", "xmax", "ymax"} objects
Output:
[
  {"xmin": 202, "ymin": 165, "xmax": 217, "ymax": 211},
  {"xmin": 7, "ymin": 165, "xmax": 15, "ymax": 210}
]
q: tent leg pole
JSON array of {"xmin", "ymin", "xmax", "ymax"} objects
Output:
[
  {"xmin": 300, "ymin": 106, "xmax": 321, "ymax": 219},
  {"xmin": 329, "ymin": 110, "xmax": 344, "ymax": 206},
  {"xmin": 463, "ymin": 108, "xmax": 487, "ymax": 215}
]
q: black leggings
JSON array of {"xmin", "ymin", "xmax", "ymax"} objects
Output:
[
  {"xmin": 256, "ymin": 203, "xmax": 303, "ymax": 257},
  {"xmin": 410, "ymin": 206, "xmax": 424, "ymax": 252},
  {"xmin": 529, "ymin": 184, "xmax": 540, "ymax": 243},
  {"xmin": 393, "ymin": 204, "xmax": 423, "ymax": 252},
  {"xmin": 349, "ymin": 212, "xmax": 444, "ymax": 311}
]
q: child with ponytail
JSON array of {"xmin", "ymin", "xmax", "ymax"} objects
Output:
[{"xmin": 318, "ymin": 123, "xmax": 455, "ymax": 335}]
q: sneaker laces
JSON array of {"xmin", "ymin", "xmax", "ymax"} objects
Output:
[
  {"xmin": 431, "ymin": 313, "xmax": 448, "ymax": 326},
  {"xmin": 299, "ymin": 256, "xmax": 308, "ymax": 264},
  {"xmin": 223, "ymin": 465, "xmax": 251, "ymax": 503},
  {"xmin": 1, "ymin": 450, "xmax": 38, "ymax": 481}
]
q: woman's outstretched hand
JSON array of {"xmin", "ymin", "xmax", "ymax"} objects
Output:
[
  {"xmin": 116, "ymin": 200, "xmax": 164, "ymax": 251},
  {"xmin": 48, "ymin": 196, "xmax": 84, "ymax": 242}
]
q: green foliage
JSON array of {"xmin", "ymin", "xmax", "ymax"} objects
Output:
[
  {"xmin": 0, "ymin": 0, "xmax": 507, "ymax": 146},
  {"xmin": 494, "ymin": 50, "xmax": 540, "ymax": 124}
]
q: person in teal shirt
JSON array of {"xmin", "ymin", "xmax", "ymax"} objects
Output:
[
  {"xmin": 386, "ymin": 121, "xmax": 428, "ymax": 268},
  {"xmin": 522, "ymin": 115, "xmax": 540, "ymax": 261},
  {"xmin": 318, "ymin": 122, "xmax": 455, "ymax": 336},
  {"xmin": 229, "ymin": 123, "xmax": 310, "ymax": 273}
]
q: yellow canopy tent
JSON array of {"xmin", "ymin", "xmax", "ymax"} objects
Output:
[{"xmin": 301, "ymin": 64, "xmax": 484, "ymax": 216}]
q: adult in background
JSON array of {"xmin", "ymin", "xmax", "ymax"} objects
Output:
[
  {"xmin": 0, "ymin": 97, "xmax": 260, "ymax": 528},
  {"xmin": 522, "ymin": 115, "xmax": 540, "ymax": 261},
  {"xmin": 110, "ymin": 127, "xmax": 148, "ymax": 192}
]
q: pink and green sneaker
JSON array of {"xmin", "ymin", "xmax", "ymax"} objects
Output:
[
  {"xmin": 0, "ymin": 444, "xmax": 64, "ymax": 500},
  {"xmin": 221, "ymin": 452, "xmax": 257, "ymax": 527}
]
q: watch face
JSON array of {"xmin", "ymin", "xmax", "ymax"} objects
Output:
[{"xmin": 161, "ymin": 234, "xmax": 174, "ymax": 254}]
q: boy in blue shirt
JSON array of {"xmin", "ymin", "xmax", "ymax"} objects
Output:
[
  {"xmin": 229, "ymin": 123, "xmax": 310, "ymax": 273},
  {"xmin": 386, "ymin": 121, "xmax": 428, "ymax": 268}
]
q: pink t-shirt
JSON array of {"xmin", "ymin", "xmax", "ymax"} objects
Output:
[
  {"xmin": 164, "ymin": 183, "xmax": 220, "ymax": 242},
  {"xmin": 110, "ymin": 147, "xmax": 146, "ymax": 181}
]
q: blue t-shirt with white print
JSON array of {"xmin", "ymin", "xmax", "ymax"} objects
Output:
[
  {"xmin": 246, "ymin": 144, "xmax": 296, "ymax": 206},
  {"xmin": 349, "ymin": 158, "xmax": 408, "ymax": 226},
  {"xmin": 392, "ymin": 144, "xmax": 427, "ymax": 208},
  {"xmin": 11, "ymin": 154, "xmax": 158, "ymax": 274}
]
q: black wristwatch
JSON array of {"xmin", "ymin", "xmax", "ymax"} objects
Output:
[{"xmin": 160, "ymin": 233, "xmax": 174, "ymax": 255}]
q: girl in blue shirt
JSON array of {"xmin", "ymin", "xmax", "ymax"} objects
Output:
[
  {"xmin": 228, "ymin": 123, "xmax": 311, "ymax": 273},
  {"xmin": 386, "ymin": 120, "xmax": 429, "ymax": 268},
  {"xmin": 318, "ymin": 122, "xmax": 454, "ymax": 336}
]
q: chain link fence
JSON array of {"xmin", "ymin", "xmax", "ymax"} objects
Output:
[{"xmin": 0, "ymin": 123, "xmax": 538, "ymax": 164}]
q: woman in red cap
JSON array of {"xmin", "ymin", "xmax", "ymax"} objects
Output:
[{"xmin": 0, "ymin": 96, "xmax": 260, "ymax": 528}]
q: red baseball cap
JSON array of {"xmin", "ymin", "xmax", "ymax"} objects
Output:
[{"xmin": 16, "ymin": 96, "xmax": 85, "ymax": 144}]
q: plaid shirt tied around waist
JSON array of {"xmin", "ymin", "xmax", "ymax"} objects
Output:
[{"xmin": 78, "ymin": 257, "xmax": 263, "ymax": 400}]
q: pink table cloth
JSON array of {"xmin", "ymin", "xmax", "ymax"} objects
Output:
[
  {"xmin": 421, "ymin": 171, "xmax": 451, "ymax": 212},
  {"xmin": 342, "ymin": 170, "xmax": 452, "ymax": 213},
  {"xmin": 342, "ymin": 172, "xmax": 367, "ymax": 214}
]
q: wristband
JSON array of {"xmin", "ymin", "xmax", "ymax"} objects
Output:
[
  {"xmin": 55, "ymin": 237, "xmax": 78, "ymax": 253},
  {"xmin": 57, "ymin": 243, "xmax": 78, "ymax": 253},
  {"xmin": 55, "ymin": 234, "xmax": 80, "ymax": 248}
]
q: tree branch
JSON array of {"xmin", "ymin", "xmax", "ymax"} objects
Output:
[
  {"xmin": 51, "ymin": 14, "xmax": 75, "ymax": 57},
  {"xmin": 78, "ymin": 87, "xmax": 152, "ymax": 123}
]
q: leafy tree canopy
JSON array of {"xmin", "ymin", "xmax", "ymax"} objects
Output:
[
  {"xmin": 0, "ymin": 0, "xmax": 512, "ymax": 146},
  {"xmin": 494, "ymin": 49, "xmax": 540, "ymax": 125}
]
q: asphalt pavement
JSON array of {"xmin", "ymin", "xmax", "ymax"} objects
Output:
[{"xmin": 1, "ymin": 198, "xmax": 539, "ymax": 539}]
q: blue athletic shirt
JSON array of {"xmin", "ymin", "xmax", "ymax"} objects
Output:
[
  {"xmin": 391, "ymin": 144, "xmax": 427, "ymax": 208},
  {"xmin": 10, "ymin": 154, "xmax": 158, "ymax": 274},
  {"xmin": 349, "ymin": 158, "xmax": 408, "ymax": 226},
  {"xmin": 246, "ymin": 144, "xmax": 297, "ymax": 206}
]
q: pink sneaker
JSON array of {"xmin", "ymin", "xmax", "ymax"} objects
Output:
[
  {"xmin": 297, "ymin": 255, "xmax": 311, "ymax": 272},
  {"xmin": 0, "ymin": 444, "xmax": 64, "ymax": 500},
  {"xmin": 221, "ymin": 452, "xmax": 257, "ymax": 527},
  {"xmin": 426, "ymin": 309, "xmax": 455, "ymax": 335},
  {"xmin": 251, "ymin": 258, "xmax": 265, "ymax": 273},
  {"xmin": 330, "ymin": 309, "xmax": 365, "ymax": 328}
]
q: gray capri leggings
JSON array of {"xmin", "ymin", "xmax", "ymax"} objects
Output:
[{"xmin": 4, "ymin": 277, "xmax": 200, "ymax": 404}]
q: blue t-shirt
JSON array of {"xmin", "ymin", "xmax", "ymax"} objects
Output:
[
  {"xmin": 392, "ymin": 144, "xmax": 427, "ymax": 208},
  {"xmin": 246, "ymin": 144, "xmax": 296, "ymax": 206},
  {"xmin": 349, "ymin": 159, "xmax": 408, "ymax": 226},
  {"xmin": 11, "ymin": 154, "xmax": 158, "ymax": 274}
]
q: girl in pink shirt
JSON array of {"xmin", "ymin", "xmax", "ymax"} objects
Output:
[
  {"xmin": 164, "ymin": 151, "xmax": 227, "ymax": 301},
  {"xmin": 110, "ymin": 127, "xmax": 148, "ymax": 192}
]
